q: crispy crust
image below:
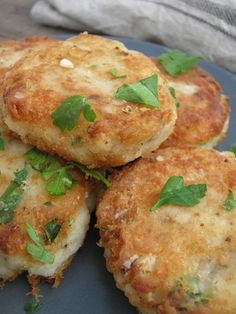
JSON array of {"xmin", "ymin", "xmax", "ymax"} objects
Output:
[
  {"xmin": 2, "ymin": 34, "xmax": 176, "ymax": 168},
  {"xmin": 0, "ymin": 120, "xmax": 92, "ymax": 284},
  {"xmin": 97, "ymin": 147, "xmax": 236, "ymax": 314},
  {"xmin": 0, "ymin": 37, "xmax": 58, "ymax": 94},
  {"xmin": 150, "ymin": 58, "xmax": 230, "ymax": 148}
]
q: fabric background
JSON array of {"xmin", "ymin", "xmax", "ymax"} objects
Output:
[{"xmin": 31, "ymin": 0, "xmax": 236, "ymax": 73}]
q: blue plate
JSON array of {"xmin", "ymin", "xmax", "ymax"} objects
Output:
[{"xmin": 1, "ymin": 36, "xmax": 235, "ymax": 314}]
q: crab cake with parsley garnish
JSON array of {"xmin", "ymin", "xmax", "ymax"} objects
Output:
[
  {"xmin": 97, "ymin": 146, "xmax": 236, "ymax": 314},
  {"xmin": 2, "ymin": 33, "xmax": 176, "ymax": 168},
  {"xmin": 151, "ymin": 51, "xmax": 229, "ymax": 148},
  {"xmin": 0, "ymin": 117, "xmax": 102, "ymax": 285}
]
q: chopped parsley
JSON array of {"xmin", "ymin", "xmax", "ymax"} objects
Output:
[
  {"xmin": 175, "ymin": 274, "xmax": 209, "ymax": 310},
  {"xmin": 25, "ymin": 147, "xmax": 57, "ymax": 172},
  {"xmin": 43, "ymin": 218, "xmax": 61, "ymax": 244},
  {"xmin": 168, "ymin": 86, "xmax": 180, "ymax": 108},
  {"xmin": 24, "ymin": 297, "xmax": 42, "ymax": 314},
  {"xmin": 26, "ymin": 222, "xmax": 54, "ymax": 264},
  {"xmin": 26, "ymin": 148, "xmax": 74, "ymax": 196},
  {"xmin": 159, "ymin": 50, "xmax": 202, "ymax": 77},
  {"xmin": 222, "ymin": 190, "xmax": 236, "ymax": 212},
  {"xmin": 51, "ymin": 95, "xmax": 96, "ymax": 132},
  {"xmin": 0, "ymin": 165, "xmax": 28, "ymax": 224},
  {"xmin": 115, "ymin": 74, "xmax": 159, "ymax": 108},
  {"xmin": 41, "ymin": 165, "xmax": 74, "ymax": 196},
  {"xmin": 150, "ymin": 176, "xmax": 207, "ymax": 211},
  {"xmin": 0, "ymin": 133, "xmax": 5, "ymax": 150},
  {"xmin": 73, "ymin": 163, "xmax": 110, "ymax": 187},
  {"xmin": 111, "ymin": 68, "xmax": 127, "ymax": 79},
  {"xmin": 230, "ymin": 144, "xmax": 236, "ymax": 157},
  {"xmin": 26, "ymin": 148, "xmax": 110, "ymax": 192}
]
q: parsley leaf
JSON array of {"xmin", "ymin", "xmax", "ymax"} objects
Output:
[
  {"xmin": 0, "ymin": 165, "xmax": 28, "ymax": 224},
  {"xmin": 0, "ymin": 133, "xmax": 5, "ymax": 150},
  {"xmin": 25, "ymin": 147, "xmax": 58, "ymax": 171},
  {"xmin": 26, "ymin": 148, "xmax": 110, "ymax": 192},
  {"xmin": 159, "ymin": 50, "xmax": 202, "ymax": 77},
  {"xmin": 111, "ymin": 68, "xmax": 127, "ymax": 79},
  {"xmin": 26, "ymin": 222, "xmax": 55, "ymax": 264},
  {"xmin": 115, "ymin": 74, "xmax": 159, "ymax": 108},
  {"xmin": 168, "ymin": 86, "xmax": 180, "ymax": 108},
  {"xmin": 222, "ymin": 190, "xmax": 236, "ymax": 212},
  {"xmin": 230, "ymin": 144, "xmax": 236, "ymax": 157},
  {"xmin": 72, "ymin": 163, "xmax": 111, "ymax": 187},
  {"xmin": 150, "ymin": 176, "xmax": 207, "ymax": 211},
  {"xmin": 51, "ymin": 95, "xmax": 96, "ymax": 132},
  {"xmin": 42, "ymin": 166, "xmax": 74, "ymax": 196},
  {"xmin": 44, "ymin": 218, "xmax": 61, "ymax": 244},
  {"xmin": 24, "ymin": 296, "xmax": 42, "ymax": 314},
  {"xmin": 26, "ymin": 148, "xmax": 74, "ymax": 196}
]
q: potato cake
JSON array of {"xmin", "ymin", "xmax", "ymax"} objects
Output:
[
  {"xmin": 0, "ymin": 118, "xmax": 93, "ymax": 284},
  {"xmin": 2, "ymin": 34, "xmax": 176, "ymax": 168},
  {"xmin": 151, "ymin": 58, "xmax": 230, "ymax": 148},
  {"xmin": 97, "ymin": 147, "xmax": 236, "ymax": 314},
  {"xmin": 0, "ymin": 37, "xmax": 58, "ymax": 94}
]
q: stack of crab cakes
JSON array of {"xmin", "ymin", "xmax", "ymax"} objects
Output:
[{"xmin": 0, "ymin": 33, "xmax": 234, "ymax": 314}]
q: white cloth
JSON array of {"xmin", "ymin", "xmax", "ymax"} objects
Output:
[{"xmin": 31, "ymin": 0, "xmax": 236, "ymax": 73}]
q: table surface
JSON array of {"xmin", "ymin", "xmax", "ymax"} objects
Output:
[{"xmin": 0, "ymin": 0, "xmax": 78, "ymax": 40}]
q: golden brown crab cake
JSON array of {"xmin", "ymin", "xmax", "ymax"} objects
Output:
[
  {"xmin": 0, "ymin": 120, "xmax": 93, "ymax": 284},
  {"xmin": 150, "ymin": 58, "xmax": 230, "ymax": 148},
  {"xmin": 2, "ymin": 33, "xmax": 176, "ymax": 168},
  {"xmin": 97, "ymin": 147, "xmax": 236, "ymax": 314}
]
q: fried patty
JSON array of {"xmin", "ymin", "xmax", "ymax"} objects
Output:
[
  {"xmin": 0, "ymin": 37, "xmax": 58, "ymax": 94},
  {"xmin": 2, "ymin": 34, "xmax": 176, "ymax": 168},
  {"xmin": 150, "ymin": 58, "xmax": 230, "ymax": 148},
  {"xmin": 0, "ymin": 119, "xmax": 92, "ymax": 284},
  {"xmin": 97, "ymin": 147, "xmax": 236, "ymax": 314}
]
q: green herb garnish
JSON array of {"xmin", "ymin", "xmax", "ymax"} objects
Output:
[
  {"xmin": 159, "ymin": 50, "xmax": 202, "ymax": 77},
  {"xmin": 24, "ymin": 296, "xmax": 42, "ymax": 314},
  {"xmin": 0, "ymin": 165, "xmax": 28, "ymax": 224},
  {"xmin": 115, "ymin": 74, "xmax": 159, "ymax": 108},
  {"xmin": 111, "ymin": 68, "xmax": 127, "ymax": 79},
  {"xmin": 175, "ymin": 275, "xmax": 209, "ymax": 307},
  {"xmin": 222, "ymin": 190, "xmax": 236, "ymax": 212},
  {"xmin": 44, "ymin": 218, "xmax": 61, "ymax": 244},
  {"xmin": 51, "ymin": 95, "xmax": 96, "ymax": 132},
  {"xmin": 150, "ymin": 176, "xmax": 207, "ymax": 211},
  {"xmin": 230, "ymin": 144, "xmax": 236, "ymax": 157},
  {"xmin": 0, "ymin": 133, "xmax": 5, "ymax": 150},
  {"xmin": 73, "ymin": 163, "xmax": 110, "ymax": 187},
  {"xmin": 25, "ymin": 147, "xmax": 57, "ymax": 172},
  {"xmin": 26, "ymin": 148, "xmax": 74, "ymax": 196},
  {"xmin": 26, "ymin": 222, "xmax": 54, "ymax": 264},
  {"xmin": 26, "ymin": 148, "xmax": 110, "ymax": 191},
  {"xmin": 42, "ymin": 166, "xmax": 74, "ymax": 196},
  {"xmin": 168, "ymin": 86, "xmax": 180, "ymax": 108}
]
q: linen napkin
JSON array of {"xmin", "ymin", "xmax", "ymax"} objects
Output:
[{"xmin": 31, "ymin": 0, "xmax": 236, "ymax": 73}]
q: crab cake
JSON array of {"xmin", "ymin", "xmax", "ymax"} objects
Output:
[
  {"xmin": 97, "ymin": 147, "xmax": 236, "ymax": 314},
  {"xmin": 151, "ymin": 58, "xmax": 230, "ymax": 148},
  {"xmin": 0, "ymin": 119, "xmax": 93, "ymax": 284},
  {"xmin": 2, "ymin": 34, "xmax": 176, "ymax": 168}
]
